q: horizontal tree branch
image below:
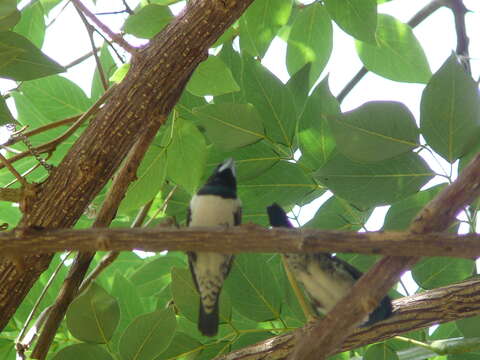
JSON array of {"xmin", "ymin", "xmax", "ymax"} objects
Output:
[
  {"xmin": 2, "ymin": 226, "xmax": 480, "ymax": 258},
  {"xmin": 217, "ymin": 277, "xmax": 480, "ymax": 360}
]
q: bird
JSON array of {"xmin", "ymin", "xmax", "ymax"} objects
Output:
[
  {"xmin": 187, "ymin": 158, "xmax": 241, "ymax": 336},
  {"xmin": 266, "ymin": 203, "xmax": 392, "ymax": 327}
]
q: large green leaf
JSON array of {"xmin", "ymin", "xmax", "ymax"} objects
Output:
[
  {"xmin": 383, "ymin": 184, "xmax": 445, "ymax": 230},
  {"xmin": 205, "ymin": 141, "xmax": 280, "ymax": 181},
  {"xmin": 356, "ymin": 14, "xmax": 431, "ymax": 83},
  {"xmin": 0, "ymin": 31, "xmax": 64, "ymax": 80},
  {"xmin": 52, "ymin": 344, "xmax": 113, "ymax": 360},
  {"xmin": 298, "ymin": 77, "xmax": 339, "ymax": 171},
  {"xmin": 364, "ymin": 343, "xmax": 399, "ymax": 360},
  {"xmin": 329, "ymin": 101, "xmax": 419, "ymax": 162},
  {"xmin": 187, "ymin": 56, "xmax": 240, "ymax": 97},
  {"xmin": 315, "ymin": 151, "xmax": 434, "ymax": 209},
  {"xmin": 0, "ymin": 96, "xmax": 14, "ymax": 125},
  {"xmin": 242, "ymin": 56, "xmax": 297, "ymax": 148},
  {"xmin": 0, "ymin": 0, "xmax": 19, "ymax": 31},
  {"xmin": 420, "ymin": 54, "xmax": 480, "ymax": 162},
  {"xmin": 124, "ymin": 4, "xmax": 172, "ymax": 39},
  {"xmin": 457, "ymin": 316, "xmax": 480, "ymax": 338},
  {"xmin": 66, "ymin": 282, "xmax": 120, "ymax": 343},
  {"xmin": 13, "ymin": 2, "xmax": 45, "ymax": 48},
  {"xmin": 305, "ymin": 196, "xmax": 371, "ymax": 231},
  {"xmin": 119, "ymin": 308, "xmax": 176, "ymax": 360},
  {"xmin": 159, "ymin": 332, "xmax": 202, "ymax": 359},
  {"xmin": 239, "ymin": 0, "xmax": 292, "ymax": 58},
  {"xmin": 325, "ymin": 0, "xmax": 377, "ymax": 43},
  {"xmin": 118, "ymin": 144, "xmax": 167, "ymax": 213},
  {"xmin": 20, "ymin": 75, "xmax": 91, "ymax": 122},
  {"xmin": 165, "ymin": 118, "xmax": 207, "ymax": 194},
  {"xmin": 0, "ymin": 338, "xmax": 15, "ymax": 359},
  {"xmin": 224, "ymin": 254, "xmax": 281, "ymax": 322},
  {"xmin": 194, "ymin": 103, "xmax": 264, "ymax": 151},
  {"xmin": 239, "ymin": 161, "xmax": 317, "ymax": 224},
  {"xmin": 412, "ymin": 257, "xmax": 474, "ymax": 290},
  {"xmin": 286, "ymin": 3, "xmax": 332, "ymax": 86}
]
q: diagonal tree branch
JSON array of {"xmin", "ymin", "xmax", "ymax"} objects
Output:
[
  {"xmin": 216, "ymin": 277, "xmax": 480, "ymax": 360},
  {"xmin": 4, "ymin": 227, "xmax": 480, "ymax": 258},
  {"xmin": 292, "ymin": 151, "xmax": 480, "ymax": 359},
  {"xmin": 0, "ymin": 0, "xmax": 254, "ymax": 333}
]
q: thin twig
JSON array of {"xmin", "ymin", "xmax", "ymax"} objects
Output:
[
  {"xmin": 79, "ymin": 200, "xmax": 153, "ymax": 292},
  {"xmin": 64, "ymin": 48, "xmax": 101, "ymax": 69},
  {"xmin": 74, "ymin": 4, "xmax": 109, "ymax": 91},
  {"xmin": 71, "ymin": 0, "xmax": 136, "ymax": 54},
  {"xmin": 449, "ymin": 0, "xmax": 471, "ymax": 74},
  {"xmin": 0, "ymin": 87, "xmax": 115, "ymax": 172},
  {"xmin": 16, "ymin": 252, "xmax": 72, "ymax": 354},
  {"xmin": 0, "ymin": 153, "xmax": 28, "ymax": 187},
  {"xmin": 144, "ymin": 185, "xmax": 177, "ymax": 227}
]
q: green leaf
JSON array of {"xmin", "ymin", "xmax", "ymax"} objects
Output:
[
  {"xmin": 66, "ymin": 282, "xmax": 120, "ymax": 343},
  {"xmin": 111, "ymin": 273, "xmax": 146, "ymax": 342},
  {"xmin": 239, "ymin": 161, "xmax": 317, "ymax": 224},
  {"xmin": 20, "ymin": 75, "xmax": 91, "ymax": 122},
  {"xmin": 305, "ymin": 196, "xmax": 371, "ymax": 231},
  {"xmin": 13, "ymin": 2, "xmax": 45, "ymax": 48},
  {"xmin": 298, "ymin": 77, "xmax": 339, "ymax": 171},
  {"xmin": 119, "ymin": 144, "xmax": 167, "ymax": 213},
  {"xmin": 286, "ymin": 63, "xmax": 312, "ymax": 116},
  {"xmin": 165, "ymin": 118, "xmax": 207, "ymax": 194},
  {"xmin": 124, "ymin": 4, "xmax": 172, "ymax": 39},
  {"xmin": 325, "ymin": 0, "xmax": 377, "ymax": 43},
  {"xmin": 0, "ymin": 31, "xmax": 64, "ymax": 80},
  {"xmin": 119, "ymin": 308, "xmax": 176, "ymax": 360},
  {"xmin": 243, "ymin": 56, "xmax": 297, "ymax": 148},
  {"xmin": 286, "ymin": 3, "xmax": 332, "ymax": 86},
  {"xmin": 0, "ymin": 96, "xmax": 14, "ymax": 125},
  {"xmin": 187, "ymin": 55, "xmax": 240, "ymax": 96},
  {"xmin": 356, "ymin": 14, "xmax": 431, "ymax": 83},
  {"xmin": 420, "ymin": 54, "xmax": 480, "ymax": 162},
  {"xmin": 457, "ymin": 316, "xmax": 480, "ymax": 338},
  {"xmin": 52, "ymin": 344, "xmax": 113, "ymax": 360},
  {"xmin": 0, "ymin": 338, "xmax": 15, "ymax": 360},
  {"xmin": 412, "ymin": 257, "xmax": 474, "ymax": 290},
  {"xmin": 430, "ymin": 322, "xmax": 462, "ymax": 340},
  {"xmin": 205, "ymin": 140, "xmax": 280, "ymax": 181},
  {"xmin": 109, "ymin": 63, "xmax": 130, "ymax": 83},
  {"xmin": 130, "ymin": 253, "xmax": 186, "ymax": 297},
  {"xmin": 0, "ymin": 10, "xmax": 20, "ymax": 30},
  {"xmin": 193, "ymin": 103, "xmax": 264, "ymax": 151},
  {"xmin": 364, "ymin": 343, "xmax": 399, "ymax": 360},
  {"xmin": 328, "ymin": 101, "xmax": 419, "ymax": 162},
  {"xmin": 239, "ymin": 0, "xmax": 292, "ymax": 58},
  {"xmin": 315, "ymin": 151, "xmax": 434, "ymax": 209},
  {"xmin": 383, "ymin": 184, "xmax": 445, "ymax": 230},
  {"xmin": 224, "ymin": 254, "xmax": 281, "ymax": 322},
  {"xmin": 159, "ymin": 332, "xmax": 202, "ymax": 359}
]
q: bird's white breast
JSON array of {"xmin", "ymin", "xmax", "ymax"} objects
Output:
[
  {"xmin": 189, "ymin": 195, "xmax": 241, "ymax": 227},
  {"xmin": 298, "ymin": 261, "xmax": 355, "ymax": 313}
]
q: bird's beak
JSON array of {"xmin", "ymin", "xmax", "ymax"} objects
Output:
[{"xmin": 218, "ymin": 158, "xmax": 235, "ymax": 176}]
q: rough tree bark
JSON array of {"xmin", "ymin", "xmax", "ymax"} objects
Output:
[{"xmin": 0, "ymin": 0, "xmax": 254, "ymax": 332}]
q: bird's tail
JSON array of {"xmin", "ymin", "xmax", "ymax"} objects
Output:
[
  {"xmin": 267, "ymin": 203, "xmax": 293, "ymax": 228},
  {"xmin": 198, "ymin": 299, "xmax": 220, "ymax": 337}
]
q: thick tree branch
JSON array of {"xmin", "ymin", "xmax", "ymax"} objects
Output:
[
  {"xmin": 0, "ymin": 0, "xmax": 254, "ymax": 332},
  {"xmin": 292, "ymin": 152, "xmax": 480, "ymax": 359},
  {"xmin": 216, "ymin": 277, "xmax": 480, "ymax": 360},
  {"xmin": 3, "ymin": 227, "xmax": 480, "ymax": 258}
]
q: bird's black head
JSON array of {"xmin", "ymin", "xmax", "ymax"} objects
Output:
[
  {"xmin": 197, "ymin": 158, "xmax": 237, "ymax": 198},
  {"xmin": 267, "ymin": 203, "xmax": 293, "ymax": 228}
]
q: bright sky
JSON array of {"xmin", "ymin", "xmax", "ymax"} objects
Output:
[{"xmin": 7, "ymin": 0, "xmax": 480, "ymax": 293}]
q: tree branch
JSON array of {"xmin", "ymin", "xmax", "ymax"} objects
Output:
[
  {"xmin": 216, "ymin": 277, "xmax": 480, "ymax": 360},
  {"xmin": 0, "ymin": 0, "xmax": 254, "ymax": 333},
  {"xmin": 3, "ymin": 227, "xmax": 480, "ymax": 257},
  {"xmin": 449, "ymin": 0, "xmax": 471, "ymax": 74},
  {"xmin": 292, "ymin": 151, "xmax": 480, "ymax": 359}
]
